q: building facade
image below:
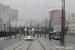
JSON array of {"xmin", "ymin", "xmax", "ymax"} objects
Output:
[
  {"xmin": 10, "ymin": 9, "xmax": 18, "ymax": 20},
  {"xmin": 0, "ymin": 3, "xmax": 18, "ymax": 31},
  {"xmin": 68, "ymin": 13, "xmax": 75, "ymax": 35},
  {"xmin": 49, "ymin": 10, "xmax": 62, "ymax": 31},
  {"xmin": 49, "ymin": 10, "xmax": 66, "ymax": 31}
]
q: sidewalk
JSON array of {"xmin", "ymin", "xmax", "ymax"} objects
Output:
[
  {"xmin": 41, "ymin": 34, "xmax": 75, "ymax": 50},
  {"xmin": 4, "ymin": 40, "xmax": 25, "ymax": 50},
  {"xmin": 65, "ymin": 35, "xmax": 75, "ymax": 43},
  {"xmin": 0, "ymin": 35, "xmax": 24, "ymax": 50}
]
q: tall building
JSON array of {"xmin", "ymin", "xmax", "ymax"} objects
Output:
[
  {"xmin": 9, "ymin": 9, "xmax": 18, "ymax": 28},
  {"xmin": 0, "ymin": 3, "xmax": 18, "ymax": 31},
  {"xmin": 49, "ymin": 10, "xmax": 66, "ymax": 31},
  {"xmin": 0, "ymin": 4, "xmax": 10, "ymax": 18},
  {"xmin": 0, "ymin": 3, "xmax": 2, "ymax": 18},
  {"xmin": 10, "ymin": 9, "xmax": 18, "ymax": 20},
  {"xmin": 51, "ymin": 10, "xmax": 62, "ymax": 24}
]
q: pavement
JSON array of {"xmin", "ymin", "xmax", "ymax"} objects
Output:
[
  {"xmin": 41, "ymin": 34, "xmax": 75, "ymax": 50},
  {"xmin": 65, "ymin": 35, "xmax": 75, "ymax": 43},
  {"xmin": 0, "ymin": 35, "xmax": 24, "ymax": 50}
]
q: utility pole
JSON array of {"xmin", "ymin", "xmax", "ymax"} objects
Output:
[
  {"xmin": 19, "ymin": 31, "xmax": 21, "ymax": 41},
  {"xmin": 29, "ymin": 20, "xmax": 33, "ymax": 28},
  {"xmin": 37, "ymin": 24, "xmax": 39, "ymax": 37},
  {"xmin": 61, "ymin": 0, "xmax": 65, "ymax": 46},
  {"xmin": 4, "ymin": 24, "xmax": 6, "ymax": 40},
  {"xmin": 49, "ymin": 11, "xmax": 52, "ymax": 40},
  {"xmin": 9, "ymin": 20, "xmax": 10, "ymax": 40},
  {"xmin": 15, "ymin": 23, "xmax": 17, "ymax": 38},
  {"xmin": 45, "ymin": 18, "xmax": 47, "ymax": 38},
  {"xmin": 4, "ymin": 24, "xmax": 6, "ymax": 31}
]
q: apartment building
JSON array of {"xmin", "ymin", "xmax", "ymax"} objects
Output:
[
  {"xmin": 68, "ymin": 13, "xmax": 75, "ymax": 36},
  {"xmin": 0, "ymin": 3, "xmax": 18, "ymax": 31},
  {"xmin": 49, "ymin": 10, "xmax": 66, "ymax": 31}
]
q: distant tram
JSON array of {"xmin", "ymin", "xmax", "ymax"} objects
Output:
[
  {"xmin": 50, "ymin": 30, "xmax": 61, "ymax": 40},
  {"xmin": 24, "ymin": 28, "xmax": 34, "ymax": 40}
]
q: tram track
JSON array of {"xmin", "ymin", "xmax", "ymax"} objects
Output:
[
  {"xmin": 14, "ymin": 40, "xmax": 25, "ymax": 50},
  {"xmin": 27, "ymin": 41, "xmax": 32, "ymax": 50},
  {"xmin": 27, "ymin": 39, "xmax": 45, "ymax": 50},
  {"xmin": 38, "ymin": 39, "xmax": 46, "ymax": 50},
  {"xmin": 4, "ymin": 38, "xmax": 65, "ymax": 50},
  {"xmin": 38, "ymin": 38, "xmax": 57, "ymax": 50},
  {"xmin": 13, "ymin": 40, "xmax": 32, "ymax": 50},
  {"xmin": 41, "ymin": 38, "xmax": 57, "ymax": 50},
  {"xmin": 14, "ymin": 39, "xmax": 57, "ymax": 50},
  {"xmin": 41, "ymin": 38, "xmax": 66, "ymax": 50},
  {"xmin": 42, "ymin": 38, "xmax": 57, "ymax": 48},
  {"xmin": 27, "ymin": 38, "xmax": 57, "ymax": 50}
]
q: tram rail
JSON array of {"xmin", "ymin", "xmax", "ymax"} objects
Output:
[
  {"xmin": 14, "ymin": 40, "xmax": 25, "ymax": 50},
  {"xmin": 27, "ymin": 39, "xmax": 46, "ymax": 50},
  {"xmin": 38, "ymin": 39, "xmax": 45, "ymax": 50},
  {"xmin": 41, "ymin": 38, "xmax": 66, "ymax": 50},
  {"xmin": 14, "ymin": 41, "xmax": 32, "ymax": 50},
  {"xmin": 4, "ymin": 38, "xmax": 66, "ymax": 50},
  {"xmin": 27, "ymin": 41, "xmax": 32, "ymax": 50}
]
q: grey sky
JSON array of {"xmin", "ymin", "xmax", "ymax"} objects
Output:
[{"xmin": 0, "ymin": 0, "xmax": 75, "ymax": 26}]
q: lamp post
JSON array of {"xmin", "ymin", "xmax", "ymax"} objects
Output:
[
  {"xmin": 9, "ymin": 20, "xmax": 10, "ymax": 40},
  {"xmin": 4, "ymin": 24, "xmax": 6, "ymax": 40},
  {"xmin": 4, "ymin": 24, "xmax": 6, "ymax": 31},
  {"xmin": 61, "ymin": 0, "xmax": 65, "ymax": 46},
  {"xmin": 0, "ymin": 19, "xmax": 3, "ymax": 31},
  {"xmin": 37, "ymin": 24, "xmax": 39, "ymax": 37},
  {"xmin": 48, "ymin": 11, "xmax": 53, "ymax": 40},
  {"xmin": 45, "ymin": 18, "xmax": 47, "ymax": 38},
  {"xmin": 15, "ymin": 23, "xmax": 17, "ymax": 38},
  {"xmin": 19, "ymin": 31, "xmax": 21, "ymax": 41}
]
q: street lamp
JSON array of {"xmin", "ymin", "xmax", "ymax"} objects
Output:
[
  {"xmin": 4, "ymin": 24, "xmax": 6, "ymax": 31},
  {"xmin": 4, "ymin": 24, "xmax": 6, "ymax": 40},
  {"xmin": 9, "ymin": 20, "xmax": 10, "ymax": 40},
  {"xmin": 19, "ymin": 31, "xmax": 21, "ymax": 41},
  {"xmin": 45, "ymin": 18, "xmax": 47, "ymax": 38},
  {"xmin": 0, "ymin": 19, "xmax": 6, "ymax": 40},
  {"xmin": 49, "ymin": 11, "xmax": 52, "ymax": 40},
  {"xmin": 15, "ymin": 23, "xmax": 17, "ymax": 38},
  {"xmin": 0, "ymin": 19, "xmax": 3, "ymax": 31}
]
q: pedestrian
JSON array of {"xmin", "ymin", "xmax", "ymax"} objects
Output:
[
  {"xmin": 39, "ymin": 32, "xmax": 41, "ymax": 37},
  {"xmin": 49, "ymin": 33, "xmax": 51, "ymax": 40}
]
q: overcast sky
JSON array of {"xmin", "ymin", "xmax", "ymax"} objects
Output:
[{"xmin": 0, "ymin": 0, "xmax": 75, "ymax": 26}]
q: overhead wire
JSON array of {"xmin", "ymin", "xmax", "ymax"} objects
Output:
[
  {"xmin": 35, "ymin": 0, "xmax": 42, "ymax": 11},
  {"xmin": 6, "ymin": 0, "xmax": 22, "ymax": 5},
  {"xmin": 23, "ymin": 0, "xmax": 30, "ymax": 17},
  {"xmin": 7, "ymin": 0, "xmax": 49, "ymax": 20},
  {"xmin": 41, "ymin": 0, "xmax": 49, "ymax": 18}
]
